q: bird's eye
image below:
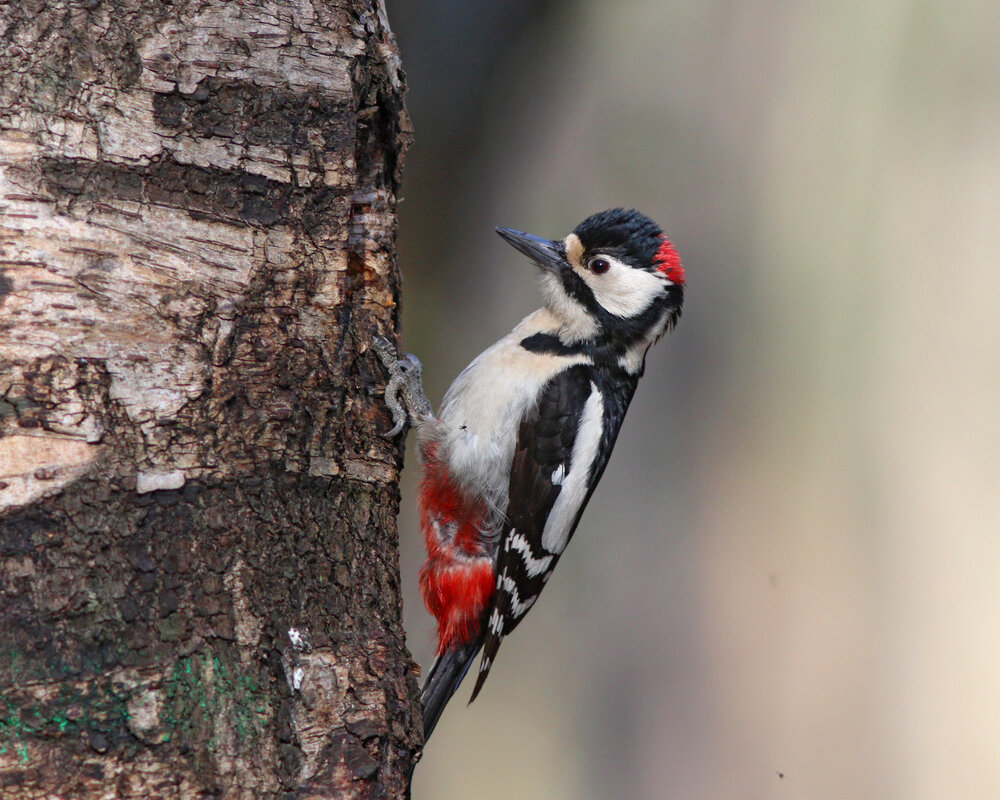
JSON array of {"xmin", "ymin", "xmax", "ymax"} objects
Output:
[{"xmin": 588, "ymin": 257, "xmax": 611, "ymax": 275}]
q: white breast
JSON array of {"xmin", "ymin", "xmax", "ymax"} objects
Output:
[{"xmin": 437, "ymin": 308, "xmax": 589, "ymax": 519}]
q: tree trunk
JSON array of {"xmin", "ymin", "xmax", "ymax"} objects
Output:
[{"xmin": 0, "ymin": 1, "xmax": 418, "ymax": 797}]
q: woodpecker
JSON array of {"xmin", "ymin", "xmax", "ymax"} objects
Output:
[{"xmin": 376, "ymin": 208, "xmax": 685, "ymax": 741}]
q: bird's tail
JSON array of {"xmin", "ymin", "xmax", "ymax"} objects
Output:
[{"xmin": 420, "ymin": 640, "xmax": 482, "ymax": 741}]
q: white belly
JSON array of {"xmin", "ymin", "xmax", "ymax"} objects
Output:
[{"xmin": 437, "ymin": 309, "xmax": 589, "ymax": 515}]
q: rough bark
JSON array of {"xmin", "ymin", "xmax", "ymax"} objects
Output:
[{"xmin": 0, "ymin": 1, "xmax": 418, "ymax": 797}]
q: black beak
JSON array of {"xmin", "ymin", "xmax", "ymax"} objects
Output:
[{"xmin": 496, "ymin": 227, "xmax": 568, "ymax": 273}]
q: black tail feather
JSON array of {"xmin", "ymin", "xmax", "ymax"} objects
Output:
[{"xmin": 420, "ymin": 641, "xmax": 482, "ymax": 741}]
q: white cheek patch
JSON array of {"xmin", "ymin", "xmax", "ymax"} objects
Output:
[{"xmin": 579, "ymin": 257, "xmax": 665, "ymax": 318}]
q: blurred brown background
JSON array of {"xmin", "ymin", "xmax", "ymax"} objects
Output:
[{"xmin": 387, "ymin": 0, "xmax": 1000, "ymax": 797}]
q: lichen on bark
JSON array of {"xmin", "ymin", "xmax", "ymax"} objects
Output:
[{"xmin": 0, "ymin": 0, "xmax": 419, "ymax": 797}]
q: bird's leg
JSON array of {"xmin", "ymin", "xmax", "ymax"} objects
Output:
[{"xmin": 372, "ymin": 335, "xmax": 434, "ymax": 438}]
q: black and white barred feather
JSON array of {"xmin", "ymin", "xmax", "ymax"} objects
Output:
[{"xmin": 470, "ymin": 358, "xmax": 638, "ymax": 699}]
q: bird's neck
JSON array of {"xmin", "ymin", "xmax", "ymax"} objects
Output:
[{"xmin": 513, "ymin": 308, "xmax": 650, "ymax": 376}]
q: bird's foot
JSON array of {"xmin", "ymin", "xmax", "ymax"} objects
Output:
[{"xmin": 373, "ymin": 335, "xmax": 432, "ymax": 438}]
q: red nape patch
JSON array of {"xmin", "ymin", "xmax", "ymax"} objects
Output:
[{"xmin": 654, "ymin": 236, "xmax": 685, "ymax": 285}]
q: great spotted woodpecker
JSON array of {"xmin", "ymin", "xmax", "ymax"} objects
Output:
[{"xmin": 376, "ymin": 208, "xmax": 685, "ymax": 741}]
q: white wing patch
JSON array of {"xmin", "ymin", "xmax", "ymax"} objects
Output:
[
  {"xmin": 506, "ymin": 531, "xmax": 554, "ymax": 578},
  {"xmin": 541, "ymin": 383, "xmax": 604, "ymax": 553}
]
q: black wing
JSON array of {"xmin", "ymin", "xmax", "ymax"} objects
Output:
[{"xmin": 469, "ymin": 363, "xmax": 637, "ymax": 701}]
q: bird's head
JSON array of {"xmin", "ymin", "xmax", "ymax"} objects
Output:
[{"xmin": 497, "ymin": 208, "xmax": 684, "ymax": 356}]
